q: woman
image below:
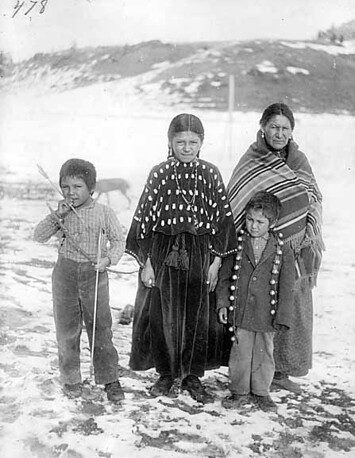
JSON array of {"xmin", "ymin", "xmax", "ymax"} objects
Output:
[
  {"xmin": 228, "ymin": 103, "xmax": 324, "ymax": 393},
  {"xmin": 126, "ymin": 113, "xmax": 237, "ymax": 403}
]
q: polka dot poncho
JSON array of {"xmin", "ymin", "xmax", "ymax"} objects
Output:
[{"xmin": 126, "ymin": 157, "xmax": 238, "ymax": 266}]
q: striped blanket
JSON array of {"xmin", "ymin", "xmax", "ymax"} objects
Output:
[{"xmin": 228, "ymin": 131, "xmax": 324, "ymax": 281}]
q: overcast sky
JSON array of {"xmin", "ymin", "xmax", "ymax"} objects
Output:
[{"xmin": 1, "ymin": 0, "xmax": 355, "ymax": 61}]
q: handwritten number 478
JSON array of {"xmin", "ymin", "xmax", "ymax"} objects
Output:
[{"xmin": 12, "ymin": 0, "xmax": 49, "ymax": 18}]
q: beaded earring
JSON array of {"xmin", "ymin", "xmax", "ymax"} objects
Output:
[
  {"xmin": 261, "ymin": 131, "xmax": 265, "ymax": 138},
  {"xmin": 227, "ymin": 229, "xmax": 284, "ymax": 343}
]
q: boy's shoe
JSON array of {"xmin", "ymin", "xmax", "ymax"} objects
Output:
[
  {"xmin": 222, "ymin": 393, "xmax": 251, "ymax": 409},
  {"xmin": 63, "ymin": 383, "xmax": 83, "ymax": 398},
  {"xmin": 271, "ymin": 376, "xmax": 302, "ymax": 394},
  {"xmin": 104, "ymin": 380, "xmax": 125, "ymax": 403},
  {"xmin": 181, "ymin": 375, "xmax": 214, "ymax": 404},
  {"xmin": 253, "ymin": 394, "xmax": 277, "ymax": 413},
  {"xmin": 149, "ymin": 375, "xmax": 174, "ymax": 397}
]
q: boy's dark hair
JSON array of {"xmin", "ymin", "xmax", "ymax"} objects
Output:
[
  {"xmin": 245, "ymin": 191, "xmax": 281, "ymax": 225},
  {"xmin": 59, "ymin": 159, "xmax": 96, "ymax": 192}
]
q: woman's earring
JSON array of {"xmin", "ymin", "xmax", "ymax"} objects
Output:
[
  {"xmin": 168, "ymin": 146, "xmax": 173, "ymax": 157},
  {"xmin": 261, "ymin": 131, "xmax": 265, "ymax": 138}
]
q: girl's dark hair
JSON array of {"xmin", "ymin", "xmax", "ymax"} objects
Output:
[
  {"xmin": 259, "ymin": 103, "xmax": 295, "ymax": 130},
  {"xmin": 59, "ymin": 158, "xmax": 97, "ymax": 191},
  {"xmin": 167, "ymin": 113, "xmax": 204, "ymax": 142},
  {"xmin": 245, "ymin": 191, "xmax": 282, "ymax": 225}
]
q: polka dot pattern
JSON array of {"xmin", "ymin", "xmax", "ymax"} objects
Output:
[{"xmin": 130, "ymin": 157, "xmax": 238, "ymax": 257}]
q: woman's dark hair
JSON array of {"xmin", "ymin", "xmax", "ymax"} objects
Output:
[
  {"xmin": 59, "ymin": 158, "xmax": 97, "ymax": 191},
  {"xmin": 168, "ymin": 113, "xmax": 204, "ymax": 142},
  {"xmin": 259, "ymin": 103, "xmax": 295, "ymax": 130},
  {"xmin": 245, "ymin": 191, "xmax": 282, "ymax": 225}
]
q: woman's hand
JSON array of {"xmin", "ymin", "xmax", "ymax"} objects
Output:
[
  {"xmin": 218, "ymin": 307, "xmax": 228, "ymax": 324},
  {"xmin": 206, "ymin": 256, "xmax": 221, "ymax": 292},
  {"xmin": 141, "ymin": 257, "xmax": 155, "ymax": 288}
]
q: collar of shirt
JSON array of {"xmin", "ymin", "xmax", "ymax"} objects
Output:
[
  {"xmin": 249, "ymin": 233, "xmax": 269, "ymax": 264},
  {"xmin": 75, "ymin": 197, "xmax": 95, "ymax": 211}
]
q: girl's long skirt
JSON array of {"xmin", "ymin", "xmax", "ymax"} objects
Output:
[{"xmin": 129, "ymin": 232, "xmax": 230, "ymax": 379}]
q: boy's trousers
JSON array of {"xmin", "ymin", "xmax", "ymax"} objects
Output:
[
  {"xmin": 52, "ymin": 257, "xmax": 119, "ymax": 385},
  {"xmin": 228, "ymin": 328, "xmax": 275, "ymax": 396}
]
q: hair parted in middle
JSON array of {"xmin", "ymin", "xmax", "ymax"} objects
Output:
[
  {"xmin": 244, "ymin": 191, "xmax": 282, "ymax": 225},
  {"xmin": 259, "ymin": 102, "xmax": 295, "ymax": 130},
  {"xmin": 59, "ymin": 158, "xmax": 97, "ymax": 192},
  {"xmin": 167, "ymin": 113, "xmax": 204, "ymax": 142}
]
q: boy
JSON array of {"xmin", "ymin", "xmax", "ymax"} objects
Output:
[
  {"xmin": 217, "ymin": 191, "xmax": 295, "ymax": 412},
  {"xmin": 34, "ymin": 159, "xmax": 125, "ymax": 403}
]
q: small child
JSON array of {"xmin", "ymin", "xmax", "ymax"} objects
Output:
[
  {"xmin": 217, "ymin": 191, "xmax": 295, "ymax": 412},
  {"xmin": 34, "ymin": 158, "xmax": 125, "ymax": 403}
]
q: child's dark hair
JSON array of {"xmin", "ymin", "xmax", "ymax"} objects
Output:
[
  {"xmin": 245, "ymin": 191, "xmax": 281, "ymax": 225},
  {"xmin": 59, "ymin": 159, "xmax": 96, "ymax": 192},
  {"xmin": 168, "ymin": 113, "xmax": 204, "ymax": 142}
]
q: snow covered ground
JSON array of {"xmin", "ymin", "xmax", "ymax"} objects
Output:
[{"xmin": 0, "ymin": 87, "xmax": 355, "ymax": 457}]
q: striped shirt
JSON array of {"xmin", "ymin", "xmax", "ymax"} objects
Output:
[{"xmin": 34, "ymin": 200, "xmax": 125, "ymax": 265}]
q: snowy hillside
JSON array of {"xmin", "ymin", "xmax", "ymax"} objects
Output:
[{"xmin": 1, "ymin": 37, "xmax": 355, "ymax": 114}]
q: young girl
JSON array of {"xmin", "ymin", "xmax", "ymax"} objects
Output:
[{"xmin": 126, "ymin": 113, "xmax": 237, "ymax": 403}]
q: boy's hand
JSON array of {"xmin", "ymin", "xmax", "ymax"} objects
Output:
[
  {"xmin": 207, "ymin": 256, "xmax": 221, "ymax": 292},
  {"xmin": 141, "ymin": 257, "xmax": 155, "ymax": 288},
  {"xmin": 56, "ymin": 199, "xmax": 72, "ymax": 218},
  {"xmin": 95, "ymin": 257, "xmax": 110, "ymax": 272},
  {"xmin": 218, "ymin": 307, "xmax": 228, "ymax": 324}
]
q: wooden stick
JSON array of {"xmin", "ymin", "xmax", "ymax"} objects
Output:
[
  {"xmin": 46, "ymin": 203, "xmax": 94, "ymax": 263},
  {"xmin": 37, "ymin": 164, "xmax": 84, "ymax": 222},
  {"xmin": 46, "ymin": 202, "xmax": 138, "ymax": 275},
  {"xmin": 228, "ymin": 74, "xmax": 235, "ymax": 162},
  {"xmin": 90, "ymin": 228, "xmax": 102, "ymax": 379}
]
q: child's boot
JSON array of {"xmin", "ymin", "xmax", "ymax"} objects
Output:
[
  {"xmin": 253, "ymin": 394, "xmax": 277, "ymax": 412},
  {"xmin": 63, "ymin": 383, "xmax": 83, "ymax": 398},
  {"xmin": 222, "ymin": 393, "xmax": 251, "ymax": 409},
  {"xmin": 149, "ymin": 375, "xmax": 174, "ymax": 397},
  {"xmin": 104, "ymin": 380, "xmax": 124, "ymax": 403},
  {"xmin": 181, "ymin": 375, "xmax": 214, "ymax": 404}
]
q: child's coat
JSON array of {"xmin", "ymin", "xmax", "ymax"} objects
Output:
[{"xmin": 217, "ymin": 233, "xmax": 295, "ymax": 333}]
